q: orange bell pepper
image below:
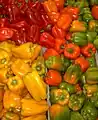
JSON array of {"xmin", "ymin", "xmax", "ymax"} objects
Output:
[
  {"xmin": 54, "ymin": 0, "xmax": 64, "ymax": 10},
  {"xmin": 22, "ymin": 115, "xmax": 46, "ymax": 120}
]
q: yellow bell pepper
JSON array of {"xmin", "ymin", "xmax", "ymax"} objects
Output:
[
  {"xmin": 22, "ymin": 115, "xmax": 46, "ymax": 120},
  {"xmin": 11, "ymin": 59, "xmax": 31, "ymax": 77},
  {"xmin": 0, "ymin": 68, "xmax": 13, "ymax": 83},
  {"xmin": 3, "ymin": 90, "xmax": 21, "ymax": 111},
  {"xmin": 31, "ymin": 56, "xmax": 46, "ymax": 76},
  {"xmin": 21, "ymin": 98, "xmax": 49, "ymax": 117},
  {"xmin": 0, "ymin": 48, "xmax": 11, "ymax": 68},
  {"xmin": 0, "ymin": 41, "xmax": 15, "ymax": 53},
  {"xmin": 23, "ymin": 70, "xmax": 47, "ymax": 101},
  {"xmin": 7, "ymin": 75, "xmax": 25, "ymax": 94},
  {"xmin": 12, "ymin": 42, "xmax": 42, "ymax": 60},
  {"xmin": 2, "ymin": 111, "xmax": 20, "ymax": 120}
]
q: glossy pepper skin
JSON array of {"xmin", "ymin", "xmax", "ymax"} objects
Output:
[
  {"xmin": 68, "ymin": 92, "xmax": 85, "ymax": 111},
  {"xmin": 64, "ymin": 64, "xmax": 82, "ymax": 84},
  {"xmin": 64, "ymin": 43, "xmax": 80, "ymax": 60},
  {"xmin": 86, "ymin": 55, "xmax": 96, "ymax": 67},
  {"xmin": 81, "ymin": 43, "xmax": 96, "ymax": 57},
  {"xmin": 31, "ymin": 56, "xmax": 46, "ymax": 76},
  {"xmin": 94, "ymin": 36, "xmax": 98, "ymax": 49},
  {"xmin": 71, "ymin": 112, "xmax": 84, "ymax": 120},
  {"xmin": 71, "ymin": 32, "xmax": 87, "ymax": 46},
  {"xmin": 81, "ymin": 101, "xmax": 98, "ymax": 120},
  {"xmin": 86, "ymin": 31, "xmax": 97, "ymax": 43},
  {"xmin": 50, "ymin": 88, "xmax": 69, "ymax": 105},
  {"xmin": 85, "ymin": 67, "xmax": 98, "ymax": 84},
  {"xmin": 23, "ymin": 70, "xmax": 47, "ymax": 101},
  {"xmin": 75, "ymin": 57, "xmax": 89, "ymax": 72},
  {"xmin": 45, "ymin": 70, "xmax": 62, "ymax": 86},
  {"xmin": 39, "ymin": 32, "xmax": 55, "ymax": 48},
  {"xmin": 45, "ymin": 56, "xmax": 63, "ymax": 71},
  {"xmin": 89, "ymin": 20, "xmax": 98, "ymax": 32}
]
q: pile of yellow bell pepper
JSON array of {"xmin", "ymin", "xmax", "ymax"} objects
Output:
[{"xmin": 0, "ymin": 41, "xmax": 48, "ymax": 120}]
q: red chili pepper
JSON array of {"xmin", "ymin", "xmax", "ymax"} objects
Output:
[
  {"xmin": 43, "ymin": 48, "xmax": 60, "ymax": 60},
  {"xmin": 81, "ymin": 43, "xmax": 96, "ymax": 57},
  {"xmin": 45, "ymin": 69, "xmax": 62, "ymax": 86},
  {"xmin": 39, "ymin": 32, "xmax": 55, "ymax": 48},
  {"xmin": 52, "ymin": 25, "xmax": 66, "ymax": 39},
  {"xmin": 54, "ymin": 38, "xmax": 66, "ymax": 54},
  {"xmin": 64, "ymin": 43, "xmax": 80, "ymax": 59},
  {"xmin": 75, "ymin": 57, "xmax": 90, "ymax": 72}
]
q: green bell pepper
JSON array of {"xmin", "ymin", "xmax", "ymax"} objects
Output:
[
  {"xmin": 45, "ymin": 56, "xmax": 63, "ymax": 71},
  {"xmin": 81, "ymin": 101, "xmax": 98, "ymax": 120},
  {"xmin": 83, "ymin": 84, "xmax": 98, "ymax": 97},
  {"xmin": 86, "ymin": 55, "xmax": 96, "ymax": 67},
  {"xmin": 71, "ymin": 32, "xmax": 87, "ymax": 46},
  {"xmin": 80, "ymin": 74, "xmax": 86, "ymax": 86},
  {"xmin": 90, "ymin": 0, "xmax": 98, "ymax": 5},
  {"xmin": 68, "ymin": 92, "xmax": 85, "ymax": 111},
  {"xmin": 59, "ymin": 82, "xmax": 76, "ymax": 94},
  {"xmin": 71, "ymin": 112, "xmax": 84, "ymax": 120},
  {"xmin": 64, "ymin": 64, "xmax": 82, "ymax": 85},
  {"xmin": 50, "ymin": 88, "xmax": 69, "ymax": 106},
  {"xmin": 85, "ymin": 67, "xmax": 98, "ymax": 84},
  {"xmin": 89, "ymin": 20, "xmax": 98, "ymax": 32},
  {"xmin": 60, "ymin": 54, "xmax": 71, "ymax": 72},
  {"xmin": 94, "ymin": 36, "xmax": 98, "ymax": 49},
  {"xmin": 86, "ymin": 31, "xmax": 97, "ymax": 43},
  {"xmin": 90, "ymin": 91, "xmax": 98, "ymax": 108}
]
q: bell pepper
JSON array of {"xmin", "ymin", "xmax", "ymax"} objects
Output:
[
  {"xmin": 81, "ymin": 101, "xmax": 98, "ymax": 120},
  {"xmin": 75, "ymin": 57, "xmax": 89, "ymax": 72},
  {"xmin": 21, "ymin": 98, "xmax": 49, "ymax": 117},
  {"xmin": 12, "ymin": 42, "xmax": 41, "ymax": 60},
  {"xmin": 45, "ymin": 70, "xmax": 62, "ymax": 86},
  {"xmin": 43, "ymin": 48, "xmax": 59, "ymax": 60},
  {"xmin": 54, "ymin": 0, "xmax": 64, "ymax": 10},
  {"xmin": 0, "ymin": 48, "xmax": 11, "ymax": 68},
  {"xmin": 94, "ymin": 36, "xmax": 98, "ymax": 49},
  {"xmin": 64, "ymin": 43, "xmax": 80, "ymax": 59},
  {"xmin": 23, "ymin": 70, "xmax": 47, "ymax": 101},
  {"xmin": 57, "ymin": 13, "xmax": 72, "ymax": 30},
  {"xmin": 65, "ymin": 32, "xmax": 72, "ymax": 41},
  {"xmin": 86, "ymin": 55, "xmax": 96, "ymax": 67},
  {"xmin": 3, "ymin": 90, "xmax": 21, "ymax": 111},
  {"xmin": 7, "ymin": 75, "xmax": 25, "ymax": 95},
  {"xmin": 0, "ymin": 84, "xmax": 4, "ymax": 102},
  {"xmin": 90, "ymin": 0, "xmax": 98, "ymax": 5},
  {"xmin": 52, "ymin": 25, "xmax": 66, "ymax": 39},
  {"xmin": 68, "ymin": 92, "xmax": 85, "ymax": 111},
  {"xmin": 83, "ymin": 84, "xmax": 98, "ymax": 97},
  {"xmin": 64, "ymin": 64, "xmax": 82, "ymax": 84},
  {"xmin": 59, "ymin": 82, "xmax": 78, "ymax": 94},
  {"xmin": 86, "ymin": 31, "xmax": 97, "ymax": 43},
  {"xmin": 71, "ymin": 112, "xmax": 84, "ymax": 120},
  {"xmin": 0, "ymin": 68, "xmax": 13, "ymax": 84},
  {"xmin": 39, "ymin": 32, "xmax": 55, "ymax": 48},
  {"xmin": 50, "ymin": 104, "xmax": 71, "ymax": 120},
  {"xmin": 2, "ymin": 112, "xmax": 20, "ymax": 120},
  {"xmin": 22, "ymin": 114, "xmax": 46, "ymax": 120},
  {"xmin": 85, "ymin": 67, "xmax": 98, "ymax": 84},
  {"xmin": 60, "ymin": 54, "xmax": 71, "ymax": 71},
  {"xmin": 81, "ymin": 43, "xmax": 96, "ymax": 57},
  {"xmin": 31, "ymin": 56, "xmax": 46, "ymax": 76},
  {"xmin": 50, "ymin": 88, "xmax": 69, "ymax": 105},
  {"xmin": 11, "ymin": 59, "xmax": 31, "ymax": 77},
  {"xmin": 70, "ymin": 20, "xmax": 87, "ymax": 32},
  {"xmin": 71, "ymin": 32, "xmax": 87, "ymax": 46},
  {"xmin": 54, "ymin": 38, "xmax": 66, "ymax": 54},
  {"xmin": 90, "ymin": 91, "xmax": 98, "ymax": 108},
  {"xmin": 45, "ymin": 56, "xmax": 63, "ymax": 71},
  {"xmin": 89, "ymin": 20, "xmax": 98, "ymax": 32}
]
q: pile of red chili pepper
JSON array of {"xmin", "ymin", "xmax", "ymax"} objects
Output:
[{"xmin": 1, "ymin": 0, "xmax": 98, "ymax": 120}]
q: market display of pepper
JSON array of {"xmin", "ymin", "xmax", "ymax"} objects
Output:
[{"xmin": 1, "ymin": 0, "xmax": 98, "ymax": 120}]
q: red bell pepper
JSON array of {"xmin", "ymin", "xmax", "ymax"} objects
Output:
[
  {"xmin": 64, "ymin": 43, "xmax": 80, "ymax": 59},
  {"xmin": 54, "ymin": 38, "xmax": 66, "ymax": 54},
  {"xmin": 75, "ymin": 57, "xmax": 90, "ymax": 72},
  {"xmin": 52, "ymin": 25, "xmax": 66, "ymax": 39},
  {"xmin": 48, "ymin": 12, "xmax": 60, "ymax": 23},
  {"xmin": 57, "ymin": 13, "xmax": 72, "ymax": 30},
  {"xmin": 43, "ymin": 48, "xmax": 60, "ymax": 60},
  {"xmin": 0, "ymin": 18, "xmax": 9, "ymax": 27},
  {"xmin": 65, "ymin": 32, "xmax": 72, "ymax": 41},
  {"xmin": 39, "ymin": 32, "xmax": 55, "ymax": 48},
  {"xmin": 81, "ymin": 43, "xmax": 96, "ymax": 57}
]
